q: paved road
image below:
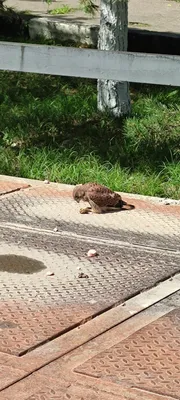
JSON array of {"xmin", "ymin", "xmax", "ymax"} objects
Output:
[
  {"xmin": 0, "ymin": 175, "xmax": 180, "ymax": 399},
  {"xmin": 6, "ymin": 0, "xmax": 180, "ymax": 33}
]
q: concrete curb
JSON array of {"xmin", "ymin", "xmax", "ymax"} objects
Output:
[
  {"xmin": 28, "ymin": 17, "xmax": 180, "ymax": 55},
  {"xmin": 29, "ymin": 18, "xmax": 99, "ymax": 46}
]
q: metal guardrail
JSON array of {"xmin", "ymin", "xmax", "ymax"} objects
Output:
[{"xmin": 0, "ymin": 41, "xmax": 180, "ymax": 86}]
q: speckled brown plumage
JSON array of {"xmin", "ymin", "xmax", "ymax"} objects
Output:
[{"xmin": 73, "ymin": 182, "xmax": 125, "ymax": 213}]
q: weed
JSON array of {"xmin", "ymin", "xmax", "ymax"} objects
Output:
[{"xmin": 49, "ymin": 5, "xmax": 75, "ymax": 15}]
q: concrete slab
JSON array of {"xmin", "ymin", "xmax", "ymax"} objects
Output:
[
  {"xmin": 0, "ymin": 175, "xmax": 179, "ymax": 397},
  {"xmin": 0, "ymin": 176, "xmax": 179, "ymax": 358},
  {"xmin": 0, "ymin": 179, "xmax": 180, "ymax": 250},
  {"xmin": 75, "ymin": 309, "xmax": 180, "ymax": 398},
  {"xmin": 2, "ymin": 274, "xmax": 179, "ymax": 373},
  {"xmin": 1, "ymin": 230, "xmax": 179, "ymax": 356},
  {"xmin": 0, "ymin": 365, "xmax": 28, "ymax": 391},
  {"xmin": 0, "ymin": 181, "xmax": 30, "ymax": 196},
  {"xmin": 0, "ymin": 290, "xmax": 179, "ymax": 399}
]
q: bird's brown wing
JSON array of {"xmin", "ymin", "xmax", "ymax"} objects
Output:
[{"xmin": 86, "ymin": 185, "xmax": 121, "ymax": 207}]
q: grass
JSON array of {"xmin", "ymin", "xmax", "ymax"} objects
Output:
[
  {"xmin": 129, "ymin": 22, "xmax": 150, "ymax": 27},
  {"xmin": 49, "ymin": 5, "xmax": 76, "ymax": 15},
  {"xmin": 0, "ymin": 71, "xmax": 179, "ymax": 199}
]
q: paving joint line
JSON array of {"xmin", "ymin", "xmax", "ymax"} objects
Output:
[
  {"xmin": 0, "ymin": 276, "xmax": 180, "ymax": 393},
  {"xmin": 11, "ymin": 276, "xmax": 180, "ymax": 358},
  {"xmin": 15, "ymin": 270, "xmax": 180, "ymax": 357},
  {"xmin": 0, "ymin": 185, "xmax": 31, "ymax": 197},
  {"xmin": 0, "ymin": 371, "xmax": 31, "ymax": 394},
  {"xmin": 0, "ymin": 222, "xmax": 179, "ymax": 255}
]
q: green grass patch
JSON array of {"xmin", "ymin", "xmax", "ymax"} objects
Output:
[
  {"xmin": 49, "ymin": 5, "xmax": 76, "ymax": 15},
  {"xmin": 0, "ymin": 71, "xmax": 179, "ymax": 199}
]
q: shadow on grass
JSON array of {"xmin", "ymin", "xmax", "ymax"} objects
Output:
[
  {"xmin": 0, "ymin": 3, "xmax": 179, "ymax": 198},
  {"xmin": 0, "ymin": 70, "xmax": 179, "ymax": 168},
  {"xmin": 0, "ymin": 69, "xmax": 179, "ymax": 198},
  {"xmin": 0, "ymin": 2, "xmax": 32, "ymax": 38}
]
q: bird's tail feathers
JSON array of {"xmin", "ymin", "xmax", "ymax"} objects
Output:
[{"xmin": 114, "ymin": 199, "xmax": 135, "ymax": 210}]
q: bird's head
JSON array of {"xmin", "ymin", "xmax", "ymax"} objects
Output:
[{"xmin": 73, "ymin": 185, "xmax": 85, "ymax": 203}]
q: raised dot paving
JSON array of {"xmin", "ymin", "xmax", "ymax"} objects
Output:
[
  {"xmin": 0, "ymin": 177, "xmax": 180, "ymax": 398},
  {"xmin": 0, "ymin": 229, "xmax": 179, "ymax": 356},
  {"xmin": 75, "ymin": 308, "xmax": 180, "ymax": 399},
  {"xmin": 0, "ymin": 373, "xmax": 124, "ymax": 400},
  {"xmin": 0, "ymin": 180, "xmax": 30, "ymax": 196},
  {"xmin": 0, "ymin": 183, "xmax": 180, "ymax": 251},
  {"xmin": 1, "ymin": 291, "xmax": 179, "ymax": 400}
]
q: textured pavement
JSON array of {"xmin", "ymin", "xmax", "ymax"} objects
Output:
[
  {"xmin": 0, "ymin": 175, "xmax": 180, "ymax": 399},
  {"xmin": 6, "ymin": 0, "xmax": 180, "ymax": 34}
]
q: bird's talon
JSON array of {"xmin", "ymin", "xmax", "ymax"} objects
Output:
[{"xmin": 80, "ymin": 208, "xmax": 89, "ymax": 214}]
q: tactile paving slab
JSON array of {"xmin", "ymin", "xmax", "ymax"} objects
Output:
[
  {"xmin": 75, "ymin": 308, "xmax": 180, "ymax": 399},
  {"xmin": 23, "ymin": 387, "xmax": 121, "ymax": 400},
  {"xmin": 0, "ymin": 181, "xmax": 180, "ymax": 357},
  {"xmin": 0, "ymin": 226, "xmax": 180, "ymax": 356},
  {"xmin": 0, "ymin": 365, "xmax": 27, "ymax": 391},
  {"xmin": 0, "ymin": 374, "xmax": 123, "ymax": 400},
  {"xmin": 0, "ymin": 185, "xmax": 180, "ymax": 251},
  {"xmin": 0, "ymin": 181, "xmax": 30, "ymax": 196},
  {"xmin": 0, "ymin": 292, "xmax": 180, "ymax": 400}
]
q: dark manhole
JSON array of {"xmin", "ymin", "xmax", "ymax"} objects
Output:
[{"xmin": 0, "ymin": 254, "xmax": 46, "ymax": 274}]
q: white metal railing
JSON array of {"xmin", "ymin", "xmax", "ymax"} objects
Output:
[{"xmin": 0, "ymin": 41, "xmax": 180, "ymax": 86}]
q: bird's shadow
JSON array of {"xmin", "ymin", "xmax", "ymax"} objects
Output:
[
  {"xmin": 106, "ymin": 204, "xmax": 135, "ymax": 213},
  {"xmin": 80, "ymin": 204, "xmax": 135, "ymax": 214}
]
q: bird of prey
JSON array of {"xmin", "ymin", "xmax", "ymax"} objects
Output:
[{"xmin": 73, "ymin": 182, "xmax": 134, "ymax": 214}]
